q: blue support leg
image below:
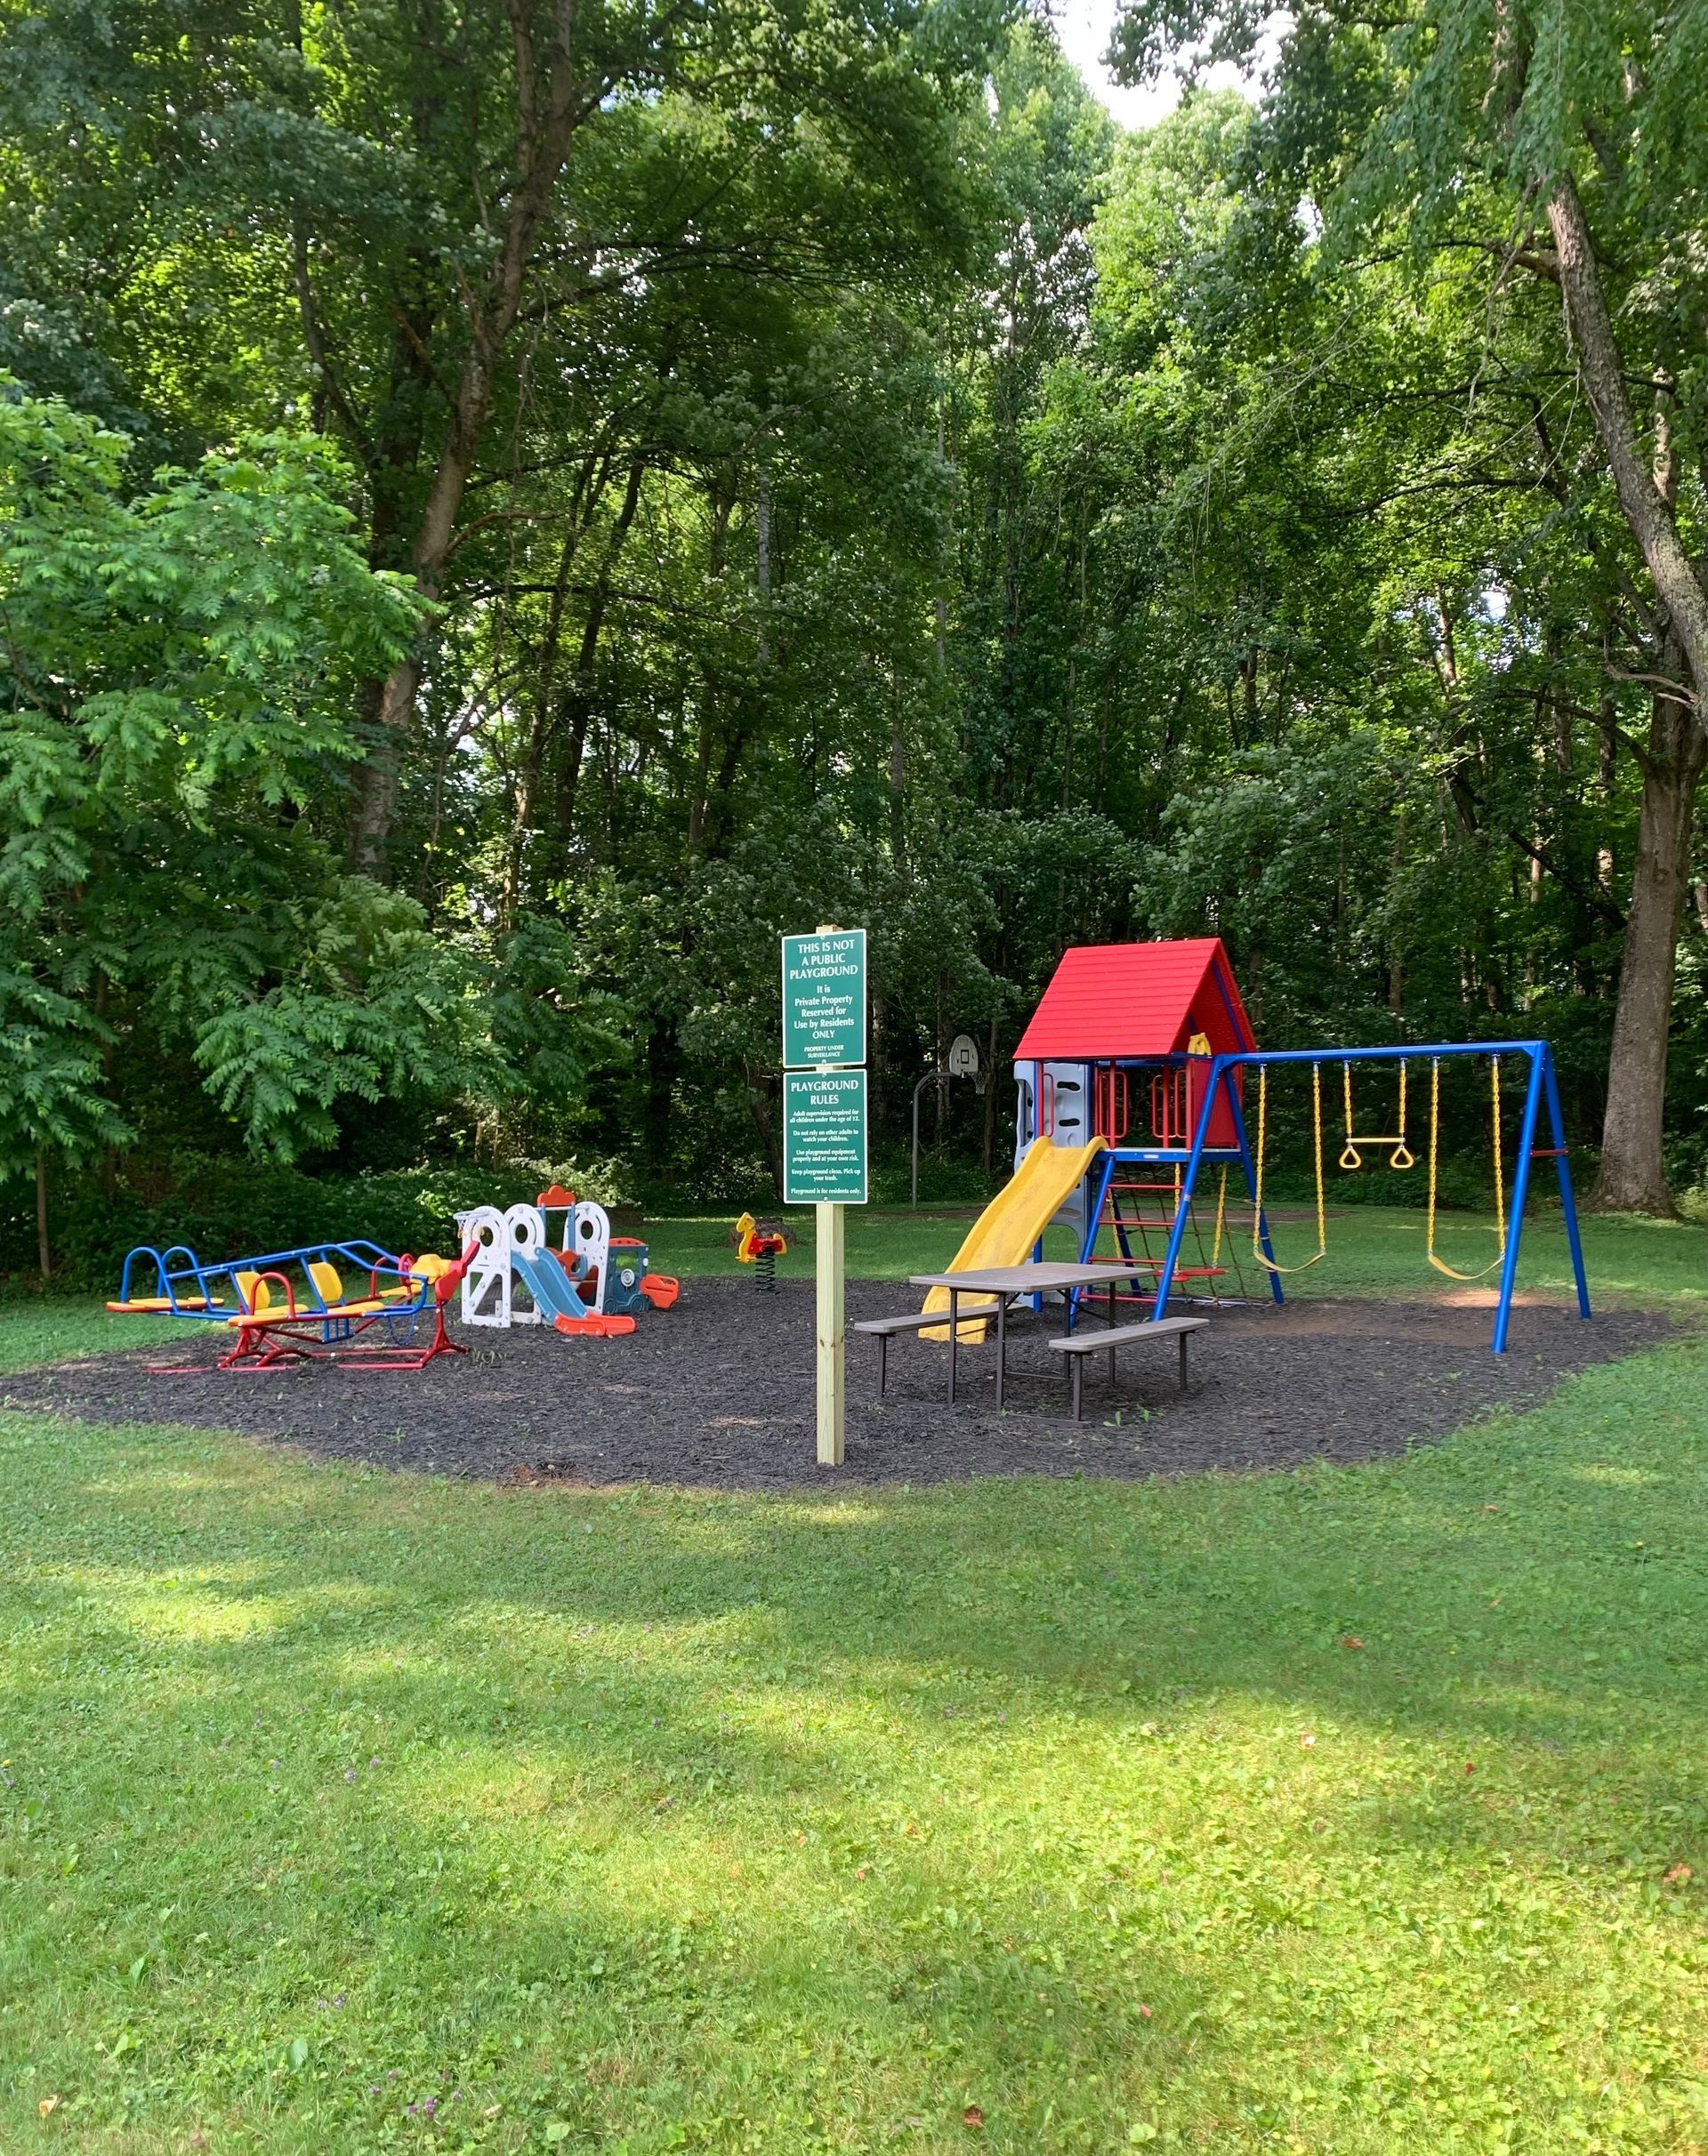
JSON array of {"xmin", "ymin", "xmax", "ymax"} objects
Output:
[
  {"xmin": 1071, "ymin": 1151, "xmax": 1120, "ymax": 1333},
  {"xmin": 1540, "ymin": 1045, "xmax": 1591, "ymax": 1321},
  {"xmin": 1492, "ymin": 1050, "xmax": 1545, "ymax": 1355},
  {"xmin": 1151, "ymin": 1063, "xmax": 1221, "ymax": 1320},
  {"xmin": 1079, "ymin": 1152, "xmax": 1116, "ymax": 1265}
]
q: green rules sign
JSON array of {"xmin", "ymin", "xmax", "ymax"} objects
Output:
[
  {"xmin": 782, "ymin": 1070, "xmax": 868, "ymax": 1205},
  {"xmin": 781, "ymin": 929, "xmax": 866, "ymax": 1070}
]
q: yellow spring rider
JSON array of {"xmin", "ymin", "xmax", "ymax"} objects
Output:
[{"xmin": 1249, "ymin": 1054, "xmax": 1510, "ymax": 1282}]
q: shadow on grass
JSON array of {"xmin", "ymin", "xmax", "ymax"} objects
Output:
[{"xmin": 3, "ymin": 1337, "xmax": 1708, "ymax": 2149}]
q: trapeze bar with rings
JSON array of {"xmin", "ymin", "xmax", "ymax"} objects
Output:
[
  {"xmin": 1340, "ymin": 1059, "xmax": 1414, "ymax": 1171},
  {"xmin": 1143, "ymin": 1038, "xmax": 1592, "ymax": 1355}
]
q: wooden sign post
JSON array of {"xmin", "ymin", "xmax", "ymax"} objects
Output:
[
  {"xmin": 781, "ymin": 925, "xmax": 867, "ymax": 1468},
  {"xmin": 816, "ymin": 1195, "xmax": 845, "ymax": 1466}
]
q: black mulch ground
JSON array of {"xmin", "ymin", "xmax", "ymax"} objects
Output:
[{"xmin": 1, "ymin": 1280, "xmax": 1674, "ymax": 1490}]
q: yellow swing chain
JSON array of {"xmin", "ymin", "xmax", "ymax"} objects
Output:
[
  {"xmin": 1394, "ymin": 1061, "xmax": 1414, "ymax": 1169},
  {"xmin": 1252, "ymin": 1060, "xmax": 1327, "ymax": 1274},
  {"xmin": 1426, "ymin": 1055, "xmax": 1508, "ymax": 1281},
  {"xmin": 1340, "ymin": 1063, "xmax": 1359, "ymax": 1171}
]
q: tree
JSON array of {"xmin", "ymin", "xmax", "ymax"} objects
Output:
[
  {"xmin": 0, "ymin": 383, "xmax": 477, "ymax": 1263},
  {"xmin": 1107, "ymin": 0, "xmax": 1708, "ymax": 1210},
  {"xmin": 0, "ymin": 0, "xmax": 1008, "ymax": 872}
]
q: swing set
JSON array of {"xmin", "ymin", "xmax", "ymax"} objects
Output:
[
  {"xmin": 1005, "ymin": 941, "xmax": 1588, "ymax": 1356},
  {"xmin": 1153, "ymin": 1039, "xmax": 1590, "ymax": 1352}
]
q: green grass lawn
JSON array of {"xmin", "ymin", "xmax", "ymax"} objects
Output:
[
  {"xmin": 2, "ymin": 1221, "xmax": 1707, "ymax": 2152},
  {"xmin": 645, "ymin": 1203, "xmax": 1708, "ymax": 1307},
  {"xmin": 0, "ymin": 1301, "xmax": 187, "ymax": 1374},
  {"xmin": 9, "ymin": 1204, "xmax": 1703, "ymax": 1373}
]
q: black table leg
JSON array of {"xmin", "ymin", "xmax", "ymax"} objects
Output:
[
  {"xmin": 878, "ymin": 1334, "xmax": 888, "ymax": 1397},
  {"xmin": 1179, "ymin": 1332, "xmax": 1188, "ymax": 1392},
  {"xmin": 996, "ymin": 1296, "xmax": 1007, "ymax": 1412},
  {"xmin": 948, "ymin": 1287, "xmax": 958, "ymax": 1405}
]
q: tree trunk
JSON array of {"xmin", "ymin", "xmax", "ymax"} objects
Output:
[
  {"xmin": 755, "ymin": 460, "xmax": 771, "ymax": 666},
  {"xmin": 745, "ymin": 1066, "xmax": 785, "ymax": 1199},
  {"xmin": 934, "ymin": 969, "xmax": 947, "ymax": 1143},
  {"xmin": 548, "ymin": 453, "xmax": 647, "ymax": 858},
  {"xmin": 644, "ymin": 1024, "xmax": 681, "ymax": 1187},
  {"xmin": 982, "ymin": 1012, "xmax": 1000, "ymax": 1176},
  {"xmin": 503, "ymin": 515, "xmax": 582, "ymax": 926},
  {"xmin": 1591, "ymin": 661, "xmax": 1706, "ymax": 1212},
  {"xmin": 348, "ymin": 0, "xmax": 599, "ymax": 870},
  {"xmin": 889, "ymin": 672, "xmax": 906, "ymax": 866},
  {"xmin": 35, "ymin": 1147, "xmax": 50, "ymax": 1283},
  {"xmin": 1547, "ymin": 174, "xmax": 1708, "ymax": 723},
  {"xmin": 502, "ymin": 450, "xmax": 617, "ymax": 920}
]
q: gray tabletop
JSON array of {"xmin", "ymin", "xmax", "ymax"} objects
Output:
[{"xmin": 907, "ymin": 1261, "xmax": 1148, "ymax": 1295}]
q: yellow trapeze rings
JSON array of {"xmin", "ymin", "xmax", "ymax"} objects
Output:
[{"xmin": 1340, "ymin": 1059, "xmax": 1414, "ymax": 1171}]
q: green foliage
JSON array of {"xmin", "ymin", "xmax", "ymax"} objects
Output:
[
  {"xmin": 192, "ymin": 883, "xmax": 500, "ymax": 1163},
  {"xmin": 0, "ymin": 383, "xmax": 632, "ymax": 1209},
  {"xmin": 1, "ymin": 0, "xmax": 1702, "ymax": 1221},
  {"xmin": 0, "ymin": 384, "xmax": 434, "ymax": 1181},
  {"xmin": 0, "ymin": 1149, "xmax": 649, "ymax": 1291}
]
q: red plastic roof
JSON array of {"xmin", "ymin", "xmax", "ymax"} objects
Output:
[{"xmin": 1013, "ymin": 938, "xmax": 1256, "ymax": 1061}]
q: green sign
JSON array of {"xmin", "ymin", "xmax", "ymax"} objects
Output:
[
  {"xmin": 782, "ymin": 929, "xmax": 866, "ymax": 1068},
  {"xmin": 783, "ymin": 1070, "xmax": 867, "ymax": 1205}
]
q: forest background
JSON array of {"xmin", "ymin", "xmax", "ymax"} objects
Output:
[{"xmin": 3, "ymin": 0, "xmax": 1706, "ymax": 1285}]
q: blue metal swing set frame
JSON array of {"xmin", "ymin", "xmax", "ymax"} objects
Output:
[{"xmin": 1065, "ymin": 1040, "xmax": 1590, "ymax": 1356}]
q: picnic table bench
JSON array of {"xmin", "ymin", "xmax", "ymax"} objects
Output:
[
  {"xmin": 853, "ymin": 1305, "xmax": 1003, "ymax": 1396},
  {"xmin": 1048, "ymin": 1312, "xmax": 1207, "ymax": 1420},
  {"xmin": 885, "ymin": 1261, "xmax": 1182, "ymax": 1412}
]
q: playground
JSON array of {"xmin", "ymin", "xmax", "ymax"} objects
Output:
[
  {"xmin": 33, "ymin": 935, "xmax": 1642, "ymax": 1492},
  {"xmin": 1, "ymin": 1274, "xmax": 1667, "ymax": 1489},
  {"xmin": 4, "ymin": 938, "xmax": 1707, "ymax": 2150}
]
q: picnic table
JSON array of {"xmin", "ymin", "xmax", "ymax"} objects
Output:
[{"xmin": 905, "ymin": 1261, "xmax": 1148, "ymax": 1410}]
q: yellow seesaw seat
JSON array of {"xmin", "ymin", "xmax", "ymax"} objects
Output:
[
  {"xmin": 920, "ymin": 1136, "xmax": 1106, "ymax": 1342},
  {"xmin": 222, "ymin": 1258, "xmax": 449, "ymax": 1328},
  {"xmin": 105, "ymin": 1294, "xmax": 229, "ymax": 1314}
]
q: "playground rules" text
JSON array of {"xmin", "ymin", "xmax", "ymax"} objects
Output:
[{"xmin": 782, "ymin": 1069, "xmax": 867, "ymax": 1204}]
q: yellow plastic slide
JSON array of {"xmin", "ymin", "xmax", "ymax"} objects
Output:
[{"xmin": 921, "ymin": 1136, "xmax": 1105, "ymax": 1342}]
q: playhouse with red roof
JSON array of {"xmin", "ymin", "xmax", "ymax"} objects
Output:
[
  {"xmin": 1013, "ymin": 937, "xmax": 1255, "ymax": 1065},
  {"xmin": 1012, "ymin": 936, "xmax": 1256, "ymax": 1171},
  {"xmin": 920, "ymin": 933, "xmax": 1590, "ymax": 1355}
]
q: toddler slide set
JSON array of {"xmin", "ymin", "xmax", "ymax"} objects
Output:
[{"xmin": 454, "ymin": 1187, "xmax": 679, "ymax": 1339}]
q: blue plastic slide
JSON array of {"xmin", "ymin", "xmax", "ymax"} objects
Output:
[{"xmin": 510, "ymin": 1247, "xmax": 595, "ymax": 1325}]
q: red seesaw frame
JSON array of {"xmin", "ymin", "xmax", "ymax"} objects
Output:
[{"xmin": 152, "ymin": 1243, "xmax": 479, "ymax": 1373}]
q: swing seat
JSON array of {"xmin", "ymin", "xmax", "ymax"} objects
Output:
[{"xmin": 1426, "ymin": 1056, "xmax": 1511, "ymax": 1283}]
